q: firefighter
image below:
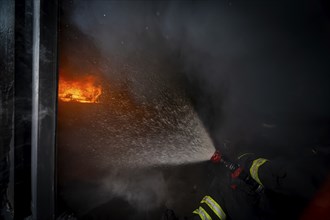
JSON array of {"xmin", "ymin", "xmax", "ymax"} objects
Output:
[
  {"xmin": 162, "ymin": 148, "xmax": 329, "ymax": 220},
  {"xmin": 162, "ymin": 152, "xmax": 269, "ymax": 220}
]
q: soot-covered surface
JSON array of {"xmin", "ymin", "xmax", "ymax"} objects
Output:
[{"xmin": 57, "ymin": 0, "xmax": 330, "ymax": 219}]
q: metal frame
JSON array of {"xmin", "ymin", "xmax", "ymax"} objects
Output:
[
  {"xmin": 14, "ymin": 0, "xmax": 33, "ymax": 218},
  {"xmin": 0, "ymin": 0, "xmax": 15, "ymax": 218},
  {"xmin": 31, "ymin": 0, "xmax": 58, "ymax": 219}
]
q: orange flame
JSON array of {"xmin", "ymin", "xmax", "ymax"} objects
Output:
[{"xmin": 58, "ymin": 75, "xmax": 102, "ymax": 104}]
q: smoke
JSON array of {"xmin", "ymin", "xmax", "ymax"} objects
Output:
[
  {"xmin": 58, "ymin": 0, "xmax": 330, "ymax": 218},
  {"xmin": 67, "ymin": 0, "xmax": 330, "ymax": 151},
  {"xmin": 101, "ymin": 169, "xmax": 167, "ymax": 211}
]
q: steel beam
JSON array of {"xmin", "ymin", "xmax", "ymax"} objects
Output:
[{"xmin": 31, "ymin": 0, "xmax": 58, "ymax": 219}]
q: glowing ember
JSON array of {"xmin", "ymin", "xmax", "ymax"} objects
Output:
[{"xmin": 58, "ymin": 76, "xmax": 102, "ymax": 103}]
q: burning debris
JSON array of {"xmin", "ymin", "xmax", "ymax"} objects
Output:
[{"xmin": 58, "ymin": 75, "xmax": 102, "ymax": 104}]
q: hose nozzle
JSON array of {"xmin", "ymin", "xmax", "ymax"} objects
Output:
[{"xmin": 210, "ymin": 150, "xmax": 222, "ymax": 164}]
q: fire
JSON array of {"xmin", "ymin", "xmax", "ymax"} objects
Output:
[{"xmin": 58, "ymin": 75, "xmax": 102, "ymax": 104}]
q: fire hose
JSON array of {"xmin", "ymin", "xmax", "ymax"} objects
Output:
[{"xmin": 210, "ymin": 150, "xmax": 264, "ymax": 194}]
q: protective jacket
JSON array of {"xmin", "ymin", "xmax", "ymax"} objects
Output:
[
  {"xmin": 163, "ymin": 154, "xmax": 269, "ymax": 220},
  {"xmin": 189, "ymin": 154, "xmax": 270, "ymax": 220},
  {"xmin": 162, "ymin": 151, "xmax": 326, "ymax": 220}
]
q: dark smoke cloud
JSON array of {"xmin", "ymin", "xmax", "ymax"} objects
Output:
[
  {"xmin": 68, "ymin": 0, "xmax": 330, "ymax": 152},
  {"xmin": 58, "ymin": 0, "xmax": 330, "ymax": 218}
]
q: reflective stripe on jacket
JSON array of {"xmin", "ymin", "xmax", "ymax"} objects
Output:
[
  {"xmin": 193, "ymin": 195, "xmax": 226, "ymax": 220},
  {"xmin": 237, "ymin": 153, "xmax": 269, "ymax": 186},
  {"xmin": 193, "ymin": 206, "xmax": 212, "ymax": 220},
  {"xmin": 249, "ymin": 158, "xmax": 268, "ymax": 186}
]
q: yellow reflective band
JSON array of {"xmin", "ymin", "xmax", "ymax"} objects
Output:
[
  {"xmin": 249, "ymin": 158, "xmax": 268, "ymax": 186},
  {"xmin": 201, "ymin": 196, "xmax": 226, "ymax": 220},
  {"xmin": 193, "ymin": 206, "xmax": 212, "ymax": 220}
]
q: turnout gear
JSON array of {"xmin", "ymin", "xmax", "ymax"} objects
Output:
[
  {"xmin": 235, "ymin": 153, "xmax": 286, "ymax": 195},
  {"xmin": 193, "ymin": 196, "xmax": 226, "ymax": 220},
  {"xmin": 193, "ymin": 206, "xmax": 212, "ymax": 220},
  {"xmin": 188, "ymin": 152, "xmax": 268, "ymax": 220},
  {"xmin": 162, "ymin": 149, "xmax": 328, "ymax": 220},
  {"xmin": 249, "ymin": 158, "xmax": 268, "ymax": 186}
]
